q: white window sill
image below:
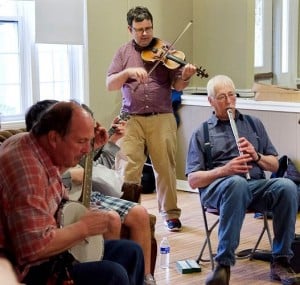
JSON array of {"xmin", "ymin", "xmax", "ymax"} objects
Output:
[{"xmin": 1, "ymin": 121, "xmax": 25, "ymax": 130}]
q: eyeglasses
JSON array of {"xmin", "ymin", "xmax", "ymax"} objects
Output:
[
  {"xmin": 131, "ymin": 26, "xmax": 153, "ymax": 35},
  {"xmin": 214, "ymin": 92, "xmax": 237, "ymax": 101}
]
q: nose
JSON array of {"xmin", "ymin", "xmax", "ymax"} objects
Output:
[{"xmin": 82, "ymin": 141, "xmax": 92, "ymax": 155}]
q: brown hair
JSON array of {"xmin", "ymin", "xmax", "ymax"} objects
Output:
[{"xmin": 31, "ymin": 101, "xmax": 80, "ymax": 138}]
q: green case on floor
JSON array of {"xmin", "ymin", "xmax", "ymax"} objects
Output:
[{"xmin": 176, "ymin": 259, "xmax": 201, "ymax": 274}]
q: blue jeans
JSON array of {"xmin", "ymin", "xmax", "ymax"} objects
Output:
[
  {"xmin": 71, "ymin": 240, "xmax": 144, "ymax": 285},
  {"xmin": 23, "ymin": 240, "xmax": 144, "ymax": 285},
  {"xmin": 200, "ymin": 176, "xmax": 298, "ymax": 266}
]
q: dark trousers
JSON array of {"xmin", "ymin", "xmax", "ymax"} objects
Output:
[{"xmin": 23, "ymin": 240, "xmax": 144, "ymax": 285}]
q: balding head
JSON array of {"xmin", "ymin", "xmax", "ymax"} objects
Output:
[
  {"xmin": 31, "ymin": 101, "xmax": 93, "ymax": 138},
  {"xmin": 31, "ymin": 101, "xmax": 95, "ymax": 169}
]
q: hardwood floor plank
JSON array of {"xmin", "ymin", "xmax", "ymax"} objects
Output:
[{"xmin": 141, "ymin": 190, "xmax": 300, "ymax": 285}]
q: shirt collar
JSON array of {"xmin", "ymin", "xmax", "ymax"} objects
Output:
[{"xmin": 209, "ymin": 109, "xmax": 245, "ymax": 127}]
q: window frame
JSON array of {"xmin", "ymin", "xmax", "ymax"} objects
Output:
[
  {"xmin": 273, "ymin": 0, "xmax": 299, "ymax": 87},
  {"xmin": 0, "ymin": 2, "xmax": 86, "ymax": 129},
  {"xmin": 254, "ymin": 0, "xmax": 273, "ymax": 74},
  {"xmin": 255, "ymin": 0, "xmax": 299, "ymax": 87}
]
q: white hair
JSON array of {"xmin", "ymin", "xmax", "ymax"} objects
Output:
[{"xmin": 207, "ymin": 75, "xmax": 236, "ymax": 97}]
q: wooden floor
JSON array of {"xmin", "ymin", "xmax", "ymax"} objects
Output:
[{"xmin": 141, "ymin": 190, "xmax": 300, "ymax": 285}]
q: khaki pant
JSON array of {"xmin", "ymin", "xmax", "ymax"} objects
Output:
[{"xmin": 121, "ymin": 113, "xmax": 181, "ymax": 220}]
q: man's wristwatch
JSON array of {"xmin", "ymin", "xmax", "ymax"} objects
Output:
[{"xmin": 254, "ymin": 152, "xmax": 261, "ymax": 162}]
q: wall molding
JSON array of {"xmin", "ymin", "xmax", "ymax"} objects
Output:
[{"xmin": 181, "ymin": 93, "xmax": 300, "ymax": 113}]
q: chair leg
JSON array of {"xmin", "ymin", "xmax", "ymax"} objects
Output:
[
  {"xmin": 197, "ymin": 204, "xmax": 218, "ymax": 270},
  {"xmin": 249, "ymin": 212, "xmax": 272, "ymax": 260},
  {"xmin": 198, "ymin": 209, "xmax": 273, "ymax": 270},
  {"xmin": 265, "ymin": 214, "xmax": 273, "ymax": 247}
]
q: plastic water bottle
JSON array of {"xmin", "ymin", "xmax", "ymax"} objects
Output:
[{"xmin": 160, "ymin": 237, "xmax": 170, "ymax": 268}]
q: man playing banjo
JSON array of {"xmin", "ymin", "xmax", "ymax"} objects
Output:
[
  {"xmin": 25, "ymin": 99, "xmax": 156, "ymax": 285},
  {"xmin": 0, "ymin": 101, "xmax": 144, "ymax": 285}
]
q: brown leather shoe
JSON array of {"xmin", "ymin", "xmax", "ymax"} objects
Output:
[
  {"xmin": 271, "ymin": 260, "xmax": 300, "ymax": 285},
  {"xmin": 205, "ymin": 264, "xmax": 230, "ymax": 285}
]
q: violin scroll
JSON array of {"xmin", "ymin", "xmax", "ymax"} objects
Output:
[{"xmin": 195, "ymin": 66, "xmax": 209, "ymax": 79}]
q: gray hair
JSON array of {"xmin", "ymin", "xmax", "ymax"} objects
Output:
[{"xmin": 207, "ymin": 75, "xmax": 236, "ymax": 97}]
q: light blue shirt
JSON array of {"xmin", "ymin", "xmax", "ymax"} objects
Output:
[{"xmin": 186, "ymin": 110, "xmax": 278, "ymax": 180}]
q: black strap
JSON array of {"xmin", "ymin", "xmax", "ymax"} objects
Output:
[{"xmin": 203, "ymin": 121, "xmax": 213, "ymax": 170}]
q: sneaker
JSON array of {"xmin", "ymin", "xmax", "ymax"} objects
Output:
[
  {"xmin": 254, "ymin": 212, "xmax": 264, "ymax": 219},
  {"xmin": 254, "ymin": 212, "xmax": 273, "ymax": 219},
  {"xmin": 270, "ymin": 259, "xmax": 300, "ymax": 285},
  {"xmin": 164, "ymin": 218, "xmax": 182, "ymax": 232},
  {"xmin": 144, "ymin": 273, "xmax": 156, "ymax": 285}
]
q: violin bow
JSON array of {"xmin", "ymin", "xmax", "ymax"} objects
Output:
[{"xmin": 147, "ymin": 20, "xmax": 193, "ymax": 76}]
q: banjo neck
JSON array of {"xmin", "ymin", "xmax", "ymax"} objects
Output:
[
  {"xmin": 81, "ymin": 112, "xmax": 130, "ymax": 204},
  {"xmin": 80, "ymin": 139, "xmax": 94, "ymax": 207}
]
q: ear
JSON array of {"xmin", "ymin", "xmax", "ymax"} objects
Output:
[
  {"xmin": 208, "ymin": 96, "xmax": 217, "ymax": 111},
  {"xmin": 128, "ymin": 25, "xmax": 133, "ymax": 34},
  {"xmin": 47, "ymin": 130, "xmax": 60, "ymax": 148}
]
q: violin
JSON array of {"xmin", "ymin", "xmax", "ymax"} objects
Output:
[{"xmin": 141, "ymin": 38, "xmax": 208, "ymax": 78}]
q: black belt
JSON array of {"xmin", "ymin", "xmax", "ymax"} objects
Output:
[{"xmin": 131, "ymin": 112, "xmax": 160, "ymax": 117}]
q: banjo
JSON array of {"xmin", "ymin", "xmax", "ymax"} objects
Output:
[{"xmin": 57, "ymin": 141, "xmax": 104, "ymax": 263}]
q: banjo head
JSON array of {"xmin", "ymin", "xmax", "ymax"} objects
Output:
[{"xmin": 60, "ymin": 201, "xmax": 104, "ymax": 262}]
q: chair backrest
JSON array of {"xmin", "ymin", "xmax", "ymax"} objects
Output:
[{"xmin": 0, "ymin": 129, "xmax": 26, "ymax": 144}]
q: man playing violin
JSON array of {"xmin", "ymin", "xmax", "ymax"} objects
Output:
[{"xmin": 106, "ymin": 6, "xmax": 197, "ymax": 236}]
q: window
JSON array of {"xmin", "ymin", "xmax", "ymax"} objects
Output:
[
  {"xmin": 0, "ymin": 19, "xmax": 21, "ymax": 117},
  {"xmin": 255, "ymin": 0, "xmax": 299, "ymax": 87},
  {"xmin": 36, "ymin": 44, "xmax": 84, "ymax": 102},
  {"xmin": 254, "ymin": 0, "xmax": 272, "ymax": 73},
  {"xmin": 0, "ymin": 1, "xmax": 84, "ymax": 127},
  {"xmin": 275, "ymin": 0, "xmax": 299, "ymax": 87}
]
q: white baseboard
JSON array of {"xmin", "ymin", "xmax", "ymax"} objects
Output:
[{"xmin": 176, "ymin": 179, "xmax": 198, "ymax": 193}]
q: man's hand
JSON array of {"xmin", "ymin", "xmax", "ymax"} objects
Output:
[
  {"xmin": 238, "ymin": 137, "xmax": 257, "ymax": 161},
  {"xmin": 94, "ymin": 122, "xmax": 109, "ymax": 149},
  {"xmin": 79, "ymin": 209, "xmax": 110, "ymax": 236},
  {"xmin": 69, "ymin": 166, "xmax": 84, "ymax": 185},
  {"xmin": 127, "ymin": 67, "xmax": 148, "ymax": 84},
  {"xmin": 224, "ymin": 154, "xmax": 253, "ymax": 176},
  {"xmin": 181, "ymin": 63, "xmax": 197, "ymax": 81},
  {"xmin": 109, "ymin": 117, "xmax": 127, "ymax": 144}
]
